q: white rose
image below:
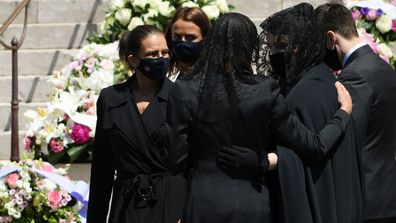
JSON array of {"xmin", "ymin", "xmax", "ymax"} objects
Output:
[
  {"xmin": 128, "ymin": 17, "xmax": 145, "ymax": 30},
  {"xmin": 181, "ymin": 1, "xmax": 199, "ymax": 8},
  {"xmin": 24, "ymin": 110, "xmax": 38, "ymax": 120},
  {"xmin": 143, "ymin": 9, "xmax": 159, "ymax": 24},
  {"xmin": 158, "ymin": 2, "xmax": 175, "ymax": 17},
  {"xmin": 133, "ymin": 0, "xmax": 149, "ymax": 8},
  {"xmin": 115, "ymin": 8, "xmax": 132, "ymax": 26},
  {"xmin": 202, "ymin": 4, "xmax": 220, "ymax": 20},
  {"xmin": 216, "ymin": 0, "xmax": 229, "ymax": 13},
  {"xmin": 379, "ymin": 43, "xmax": 393, "ymax": 58},
  {"xmin": 376, "ymin": 15, "xmax": 392, "ymax": 33},
  {"xmin": 110, "ymin": 0, "xmax": 125, "ymax": 10},
  {"xmin": 148, "ymin": 0, "xmax": 162, "ymax": 9}
]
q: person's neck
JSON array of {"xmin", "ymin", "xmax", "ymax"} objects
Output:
[
  {"xmin": 133, "ymin": 71, "xmax": 160, "ymax": 99},
  {"xmin": 338, "ymin": 37, "xmax": 362, "ymax": 63},
  {"xmin": 177, "ymin": 61, "xmax": 192, "ymax": 74}
]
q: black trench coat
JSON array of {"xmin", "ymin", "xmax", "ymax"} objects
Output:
[{"xmin": 87, "ymin": 76, "xmax": 187, "ymax": 223}]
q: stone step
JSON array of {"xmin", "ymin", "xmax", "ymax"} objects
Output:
[
  {"xmin": 0, "ymin": 75, "xmax": 53, "ymax": 103},
  {"xmin": 0, "ymin": 48, "xmax": 78, "ymax": 76},
  {"xmin": 0, "ymin": 23, "xmax": 100, "ymax": 50},
  {"xmin": 0, "ymin": 0, "xmax": 108, "ymax": 24},
  {"xmin": 0, "ymin": 131, "xmax": 25, "ymax": 160},
  {"xmin": 0, "ymin": 102, "xmax": 47, "ymax": 131}
]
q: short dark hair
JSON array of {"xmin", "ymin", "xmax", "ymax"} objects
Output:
[
  {"xmin": 165, "ymin": 7, "xmax": 211, "ymax": 74},
  {"xmin": 314, "ymin": 3, "xmax": 359, "ymax": 39},
  {"xmin": 118, "ymin": 25, "xmax": 163, "ymax": 63}
]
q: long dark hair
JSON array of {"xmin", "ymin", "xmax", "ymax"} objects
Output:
[
  {"xmin": 165, "ymin": 7, "xmax": 211, "ymax": 75},
  {"xmin": 188, "ymin": 12, "xmax": 258, "ymax": 77},
  {"xmin": 184, "ymin": 13, "xmax": 259, "ymax": 122}
]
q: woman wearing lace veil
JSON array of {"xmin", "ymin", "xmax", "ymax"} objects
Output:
[
  {"xmin": 257, "ymin": 3, "xmax": 363, "ymax": 222},
  {"xmin": 167, "ymin": 12, "xmax": 353, "ymax": 223}
]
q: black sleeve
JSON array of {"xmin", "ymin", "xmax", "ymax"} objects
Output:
[
  {"xmin": 87, "ymin": 91, "xmax": 115, "ymax": 223},
  {"xmin": 269, "ymin": 80, "xmax": 350, "ymax": 158},
  {"xmin": 167, "ymin": 82, "xmax": 193, "ymax": 174},
  {"xmin": 337, "ymin": 69, "xmax": 373, "ymax": 148}
]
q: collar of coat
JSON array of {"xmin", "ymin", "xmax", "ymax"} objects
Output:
[{"xmin": 106, "ymin": 75, "xmax": 173, "ymax": 109}]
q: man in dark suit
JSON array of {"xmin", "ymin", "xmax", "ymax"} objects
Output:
[{"xmin": 315, "ymin": 3, "xmax": 396, "ymax": 223}]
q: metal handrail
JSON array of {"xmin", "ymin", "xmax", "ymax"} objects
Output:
[
  {"xmin": 0, "ymin": 0, "xmax": 30, "ymax": 49},
  {"xmin": 0, "ymin": 0, "xmax": 31, "ymax": 162}
]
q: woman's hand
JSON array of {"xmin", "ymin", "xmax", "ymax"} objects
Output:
[
  {"xmin": 267, "ymin": 152, "xmax": 278, "ymax": 170},
  {"xmin": 335, "ymin": 81, "xmax": 352, "ymax": 115}
]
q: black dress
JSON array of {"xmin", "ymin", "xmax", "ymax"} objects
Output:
[
  {"xmin": 275, "ymin": 63, "xmax": 363, "ymax": 223},
  {"xmin": 87, "ymin": 76, "xmax": 187, "ymax": 223},
  {"xmin": 168, "ymin": 74, "xmax": 351, "ymax": 223}
]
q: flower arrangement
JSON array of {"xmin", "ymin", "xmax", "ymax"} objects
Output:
[
  {"xmin": 23, "ymin": 42, "xmax": 131, "ymax": 164},
  {"xmin": 89, "ymin": 0, "xmax": 234, "ymax": 44},
  {"xmin": 0, "ymin": 157, "xmax": 88, "ymax": 223},
  {"xmin": 346, "ymin": 0, "xmax": 396, "ymax": 68}
]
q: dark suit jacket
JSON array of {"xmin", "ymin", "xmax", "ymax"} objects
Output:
[
  {"xmin": 338, "ymin": 45, "xmax": 396, "ymax": 219},
  {"xmin": 276, "ymin": 63, "xmax": 362, "ymax": 223},
  {"xmin": 87, "ymin": 77, "xmax": 187, "ymax": 223}
]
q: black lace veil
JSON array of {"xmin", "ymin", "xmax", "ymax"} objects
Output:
[
  {"xmin": 257, "ymin": 3, "xmax": 326, "ymax": 94},
  {"xmin": 181, "ymin": 12, "xmax": 260, "ymax": 122}
]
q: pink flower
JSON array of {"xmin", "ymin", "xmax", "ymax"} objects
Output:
[
  {"xmin": 71, "ymin": 123, "xmax": 91, "ymax": 145},
  {"xmin": 359, "ymin": 30, "xmax": 381, "ymax": 53},
  {"xmin": 392, "ymin": 0, "xmax": 396, "ymax": 6},
  {"xmin": 24, "ymin": 137, "xmax": 33, "ymax": 150},
  {"xmin": 366, "ymin": 9, "xmax": 378, "ymax": 20},
  {"xmin": 70, "ymin": 61, "xmax": 82, "ymax": 71},
  {"xmin": 42, "ymin": 162, "xmax": 55, "ymax": 173},
  {"xmin": 6, "ymin": 173, "xmax": 19, "ymax": 188},
  {"xmin": 48, "ymin": 191, "xmax": 62, "ymax": 210},
  {"xmin": 64, "ymin": 113, "xmax": 70, "ymax": 121},
  {"xmin": 392, "ymin": 20, "xmax": 396, "ymax": 32},
  {"xmin": 380, "ymin": 54, "xmax": 390, "ymax": 63},
  {"xmin": 352, "ymin": 9, "xmax": 362, "ymax": 20},
  {"xmin": 49, "ymin": 138, "xmax": 64, "ymax": 153}
]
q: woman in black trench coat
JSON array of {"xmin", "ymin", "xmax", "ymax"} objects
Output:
[
  {"xmin": 87, "ymin": 25, "xmax": 187, "ymax": 223},
  {"xmin": 167, "ymin": 13, "xmax": 353, "ymax": 223}
]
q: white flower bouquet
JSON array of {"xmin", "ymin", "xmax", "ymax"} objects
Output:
[
  {"xmin": 89, "ymin": 0, "xmax": 234, "ymax": 44},
  {"xmin": 23, "ymin": 42, "xmax": 131, "ymax": 164},
  {"xmin": 346, "ymin": 0, "xmax": 396, "ymax": 68},
  {"xmin": 0, "ymin": 158, "xmax": 88, "ymax": 223}
]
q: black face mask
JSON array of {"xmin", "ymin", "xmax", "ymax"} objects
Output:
[
  {"xmin": 269, "ymin": 52, "xmax": 286, "ymax": 76},
  {"xmin": 172, "ymin": 41, "xmax": 203, "ymax": 64},
  {"xmin": 137, "ymin": 57, "xmax": 170, "ymax": 80},
  {"xmin": 324, "ymin": 46, "xmax": 342, "ymax": 71}
]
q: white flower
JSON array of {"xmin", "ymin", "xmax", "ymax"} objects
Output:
[
  {"xmin": 376, "ymin": 15, "xmax": 392, "ymax": 33},
  {"xmin": 158, "ymin": 1, "xmax": 175, "ymax": 17},
  {"xmin": 143, "ymin": 9, "xmax": 159, "ymax": 24},
  {"xmin": 202, "ymin": 4, "xmax": 220, "ymax": 20},
  {"xmin": 128, "ymin": 17, "xmax": 145, "ymax": 30},
  {"xmin": 115, "ymin": 8, "xmax": 132, "ymax": 26},
  {"xmin": 96, "ymin": 42, "xmax": 119, "ymax": 58},
  {"xmin": 110, "ymin": 0, "xmax": 125, "ymax": 10},
  {"xmin": 379, "ymin": 43, "xmax": 394, "ymax": 58},
  {"xmin": 133, "ymin": 0, "xmax": 149, "ymax": 8},
  {"xmin": 37, "ymin": 179, "xmax": 57, "ymax": 191},
  {"xmin": 148, "ymin": 0, "xmax": 162, "ymax": 9},
  {"xmin": 216, "ymin": 0, "xmax": 229, "ymax": 13},
  {"xmin": 181, "ymin": 1, "xmax": 199, "ymax": 7},
  {"xmin": 24, "ymin": 110, "xmax": 38, "ymax": 120}
]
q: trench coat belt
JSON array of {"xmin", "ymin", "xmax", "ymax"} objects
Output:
[{"xmin": 116, "ymin": 171, "xmax": 171, "ymax": 208}]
